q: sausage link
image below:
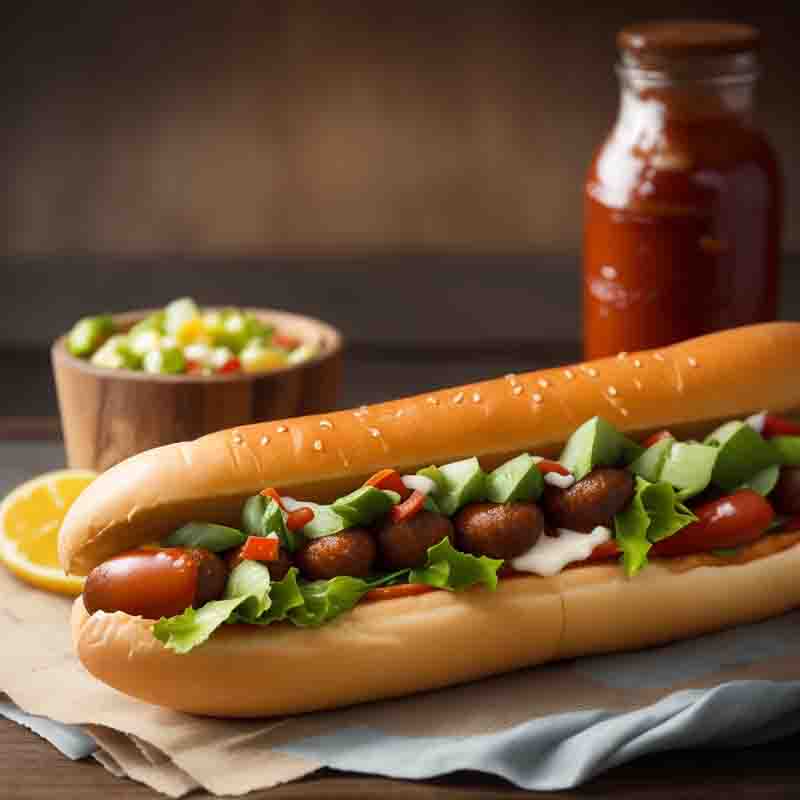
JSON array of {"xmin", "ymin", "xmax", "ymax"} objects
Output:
[
  {"xmin": 83, "ymin": 547, "xmax": 227, "ymax": 619},
  {"xmin": 295, "ymin": 529, "xmax": 376, "ymax": 580},
  {"xmin": 542, "ymin": 467, "xmax": 634, "ymax": 532},
  {"xmin": 377, "ymin": 511, "xmax": 454, "ymax": 569},
  {"xmin": 771, "ymin": 467, "xmax": 800, "ymax": 516},
  {"xmin": 455, "ymin": 502, "xmax": 544, "ymax": 559}
]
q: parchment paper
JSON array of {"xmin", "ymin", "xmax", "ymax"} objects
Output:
[{"xmin": 3, "ymin": 563, "xmax": 800, "ymax": 796}]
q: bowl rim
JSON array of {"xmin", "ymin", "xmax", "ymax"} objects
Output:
[{"xmin": 51, "ymin": 306, "xmax": 343, "ymax": 384}]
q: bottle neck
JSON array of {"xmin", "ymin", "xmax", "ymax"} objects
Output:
[{"xmin": 616, "ymin": 52, "xmax": 758, "ymax": 123}]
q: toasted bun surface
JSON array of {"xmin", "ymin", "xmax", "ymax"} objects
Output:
[
  {"xmin": 60, "ymin": 322, "xmax": 800, "ymax": 575},
  {"xmin": 61, "ymin": 322, "xmax": 800, "ymax": 717},
  {"xmin": 71, "ymin": 533, "xmax": 800, "ymax": 717}
]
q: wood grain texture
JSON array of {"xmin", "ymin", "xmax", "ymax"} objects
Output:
[
  {"xmin": 50, "ymin": 310, "xmax": 342, "ymax": 471},
  {"xmin": 2, "ymin": 2, "xmax": 798, "ymax": 255}
]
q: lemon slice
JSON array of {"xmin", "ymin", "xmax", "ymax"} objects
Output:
[{"xmin": 0, "ymin": 469, "xmax": 97, "ymax": 595}]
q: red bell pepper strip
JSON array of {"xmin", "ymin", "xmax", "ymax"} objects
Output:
[
  {"xmin": 240, "ymin": 535, "xmax": 280, "ymax": 562},
  {"xmin": 762, "ymin": 414, "xmax": 800, "ymax": 438},
  {"xmin": 364, "ymin": 468, "xmax": 411, "ymax": 499},
  {"xmin": 536, "ymin": 459, "xmax": 571, "ymax": 477},
  {"xmin": 390, "ymin": 490, "xmax": 426, "ymax": 523},
  {"xmin": 286, "ymin": 507, "xmax": 315, "ymax": 532},
  {"xmin": 642, "ymin": 429, "xmax": 675, "ymax": 448},
  {"xmin": 218, "ymin": 356, "xmax": 241, "ymax": 374},
  {"xmin": 585, "ymin": 540, "xmax": 621, "ymax": 562},
  {"xmin": 259, "ymin": 487, "xmax": 286, "ymax": 510}
]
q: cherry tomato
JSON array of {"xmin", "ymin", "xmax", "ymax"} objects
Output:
[
  {"xmin": 651, "ymin": 490, "xmax": 774, "ymax": 558},
  {"xmin": 642, "ymin": 430, "xmax": 675, "ymax": 448},
  {"xmin": 762, "ymin": 414, "xmax": 800, "ymax": 438}
]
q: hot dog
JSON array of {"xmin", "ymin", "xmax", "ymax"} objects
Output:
[{"xmin": 59, "ymin": 322, "xmax": 800, "ymax": 717}]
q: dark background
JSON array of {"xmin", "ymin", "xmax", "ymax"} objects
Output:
[{"xmin": 2, "ymin": 2, "xmax": 799, "ymax": 416}]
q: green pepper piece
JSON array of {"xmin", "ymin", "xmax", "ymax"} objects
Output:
[
  {"xmin": 163, "ymin": 522, "xmax": 246, "ymax": 552},
  {"xmin": 704, "ymin": 420, "xmax": 779, "ymax": 491},
  {"xmin": 68, "ymin": 315, "xmax": 115, "ymax": 358},
  {"xmin": 332, "ymin": 486, "xmax": 397, "ymax": 527},
  {"xmin": 559, "ymin": 417, "xmax": 642, "ymax": 481},
  {"xmin": 416, "ymin": 465, "xmax": 447, "ymax": 492},
  {"xmin": 738, "ymin": 463, "xmax": 781, "ymax": 496},
  {"xmin": 770, "ymin": 436, "xmax": 800, "ymax": 467},
  {"xmin": 143, "ymin": 346, "xmax": 186, "ymax": 374},
  {"xmin": 90, "ymin": 334, "xmax": 138, "ymax": 370},
  {"xmin": 486, "ymin": 453, "xmax": 543, "ymax": 503},
  {"xmin": 436, "ymin": 457, "xmax": 488, "ymax": 516},
  {"xmin": 242, "ymin": 495, "xmax": 267, "ymax": 537},
  {"xmin": 261, "ymin": 499, "xmax": 300, "ymax": 552}
]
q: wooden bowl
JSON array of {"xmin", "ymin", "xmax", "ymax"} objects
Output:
[{"xmin": 52, "ymin": 308, "xmax": 343, "ymax": 472}]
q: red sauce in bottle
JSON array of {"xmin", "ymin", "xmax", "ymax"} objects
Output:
[{"xmin": 583, "ymin": 22, "xmax": 782, "ymax": 359}]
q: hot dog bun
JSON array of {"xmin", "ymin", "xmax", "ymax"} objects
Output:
[
  {"xmin": 60, "ymin": 322, "xmax": 800, "ymax": 575},
  {"xmin": 60, "ymin": 322, "xmax": 800, "ymax": 716},
  {"xmin": 70, "ymin": 534, "xmax": 800, "ymax": 717}
]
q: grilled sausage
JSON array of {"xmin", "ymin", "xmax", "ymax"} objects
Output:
[
  {"xmin": 771, "ymin": 467, "xmax": 800, "ymax": 516},
  {"xmin": 543, "ymin": 467, "xmax": 634, "ymax": 532},
  {"xmin": 83, "ymin": 547, "xmax": 227, "ymax": 619},
  {"xmin": 295, "ymin": 529, "xmax": 376, "ymax": 580},
  {"xmin": 377, "ymin": 511, "xmax": 454, "ymax": 569},
  {"xmin": 455, "ymin": 502, "xmax": 544, "ymax": 559}
]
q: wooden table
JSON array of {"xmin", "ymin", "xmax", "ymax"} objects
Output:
[{"xmin": 4, "ymin": 349, "xmax": 800, "ymax": 798}]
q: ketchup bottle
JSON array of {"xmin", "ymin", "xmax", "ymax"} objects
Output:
[{"xmin": 583, "ymin": 21, "xmax": 782, "ymax": 359}]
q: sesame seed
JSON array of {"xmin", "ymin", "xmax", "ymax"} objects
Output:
[
  {"xmin": 319, "ymin": 419, "xmax": 333, "ymax": 430},
  {"xmin": 607, "ymin": 386, "xmax": 618, "ymax": 397},
  {"xmin": 619, "ymin": 407, "xmax": 630, "ymax": 416},
  {"xmin": 505, "ymin": 373, "xmax": 517, "ymax": 383},
  {"xmin": 232, "ymin": 433, "xmax": 244, "ymax": 445},
  {"xmin": 564, "ymin": 369, "xmax": 574, "ymax": 380},
  {"xmin": 687, "ymin": 356, "xmax": 698, "ymax": 367},
  {"xmin": 512, "ymin": 385, "xmax": 524, "ymax": 396},
  {"xmin": 395, "ymin": 409, "xmax": 404, "ymax": 418},
  {"xmin": 472, "ymin": 392, "xmax": 481, "ymax": 403},
  {"xmin": 533, "ymin": 393, "xmax": 543, "ymax": 403},
  {"xmin": 276, "ymin": 425, "xmax": 288, "ymax": 433},
  {"xmin": 617, "ymin": 351, "xmax": 628, "ymax": 360},
  {"xmin": 537, "ymin": 379, "xmax": 549, "ymax": 388},
  {"xmin": 259, "ymin": 435, "xmax": 270, "ymax": 446},
  {"xmin": 586, "ymin": 367, "xmax": 598, "ymax": 378},
  {"xmin": 633, "ymin": 378, "xmax": 643, "ymax": 390},
  {"xmin": 453, "ymin": 392, "xmax": 464, "ymax": 404},
  {"xmin": 313, "ymin": 439, "xmax": 323, "ymax": 451},
  {"xmin": 368, "ymin": 427, "xmax": 381, "ymax": 438},
  {"xmin": 633, "ymin": 359, "xmax": 642, "ymax": 368},
  {"xmin": 426, "ymin": 396, "xmax": 439, "ymax": 406},
  {"xmin": 654, "ymin": 353, "xmax": 664, "ymax": 361}
]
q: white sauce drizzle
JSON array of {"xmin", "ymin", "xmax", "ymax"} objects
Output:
[
  {"xmin": 511, "ymin": 526, "xmax": 612, "ymax": 577},
  {"xmin": 544, "ymin": 472, "xmax": 575, "ymax": 489},
  {"xmin": 401, "ymin": 475, "xmax": 437, "ymax": 495},
  {"xmin": 745, "ymin": 411, "xmax": 767, "ymax": 434}
]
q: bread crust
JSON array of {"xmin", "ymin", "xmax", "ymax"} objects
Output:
[
  {"xmin": 71, "ymin": 536, "xmax": 800, "ymax": 717},
  {"xmin": 60, "ymin": 322, "xmax": 800, "ymax": 716},
  {"xmin": 60, "ymin": 322, "xmax": 800, "ymax": 575}
]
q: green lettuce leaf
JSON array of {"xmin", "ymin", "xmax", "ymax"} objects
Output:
[
  {"xmin": 289, "ymin": 576, "xmax": 370, "ymax": 627},
  {"xmin": 613, "ymin": 477, "xmax": 696, "ymax": 576},
  {"xmin": 152, "ymin": 597, "xmax": 246, "ymax": 654},
  {"xmin": 409, "ymin": 537, "xmax": 502, "ymax": 591},
  {"xmin": 153, "ymin": 560, "xmax": 273, "ymax": 652},
  {"xmin": 225, "ymin": 560, "xmax": 273, "ymax": 621}
]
